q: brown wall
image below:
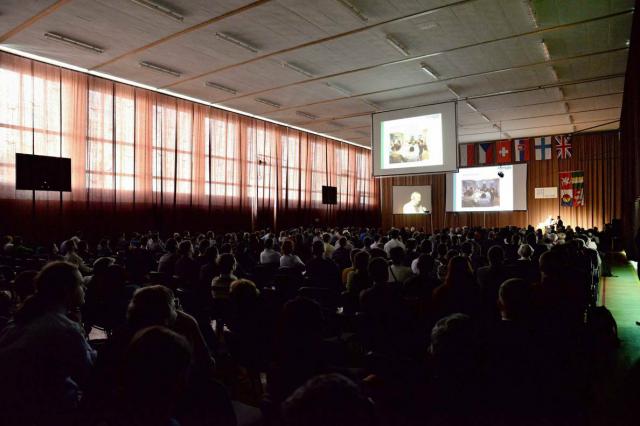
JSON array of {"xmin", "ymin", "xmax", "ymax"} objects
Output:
[{"xmin": 380, "ymin": 131, "xmax": 621, "ymax": 232}]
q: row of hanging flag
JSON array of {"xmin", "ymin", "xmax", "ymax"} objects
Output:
[
  {"xmin": 459, "ymin": 135, "xmax": 573, "ymax": 167},
  {"xmin": 560, "ymin": 170, "xmax": 585, "ymax": 207}
]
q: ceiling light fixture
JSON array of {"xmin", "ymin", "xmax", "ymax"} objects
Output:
[
  {"xmin": 336, "ymin": 0, "xmax": 368, "ymax": 23},
  {"xmin": 626, "ymin": 39, "xmax": 630, "ymax": 47},
  {"xmin": 420, "ymin": 63, "xmax": 439, "ymax": 79},
  {"xmin": 282, "ymin": 61, "xmax": 315, "ymax": 78},
  {"xmin": 465, "ymin": 101, "xmax": 478, "ymax": 113},
  {"xmin": 139, "ymin": 61, "xmax": 181, "ymax": 77},
  {"xmin": 43, "ymin": 32, "xmax": 104, "ymax": 54},
  {"xmin": 447, "ymin": 85, "xmax": 461, "ymax": 98},
  {"xmin": 129, "ymin": 0, "xmax": 183, "ymax": 22},
  {"xmin": 540, "ymin": 39, "xmax": 551, "ymax": 61},
  {"xmin": 525, "ymin": 0, "xmax": 538, "ymax": 29},
  {"xmin": 296, "ymin": 111, "xmax": 318, "ymax": 120},
  {"xmin": 255, "ymin": 98, "xmax": 280, "ymax": 108},
  {"xmin": 385, "ymin": 35, "xmax": 410, "ymax": 56},
  {"xmin": 204, "ymin": 81, "xmax": 237, "ymax": 95},
  {"xmin": 361, "ymin": 98, "xmax": 380, "ymax": 110},
  {"xmin": 215, "ymin": 32, "xmax": 259, "ymax": 53},
  {"xmin": 480, "ymin": 113, "xmax": 491, "ymax": 123},
  {"xmin": 325, "ymin": 82, "xmax": 353, "ymax": 97}
]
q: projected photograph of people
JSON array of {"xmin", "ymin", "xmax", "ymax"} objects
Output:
[
  {"xmin": 381, "ymin": 113, "xmax": 443, "ymax": 169},
  {"xmin": 461, "ymin": 178, "xmax": 500, "ymax": 208}
]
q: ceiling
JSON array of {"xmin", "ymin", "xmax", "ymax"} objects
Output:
[{"xmin": 0, "ymin": 0, "xmax": 633, "ymax": 148}]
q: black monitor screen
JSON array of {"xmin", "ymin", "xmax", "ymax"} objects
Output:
[
  {"xmin": 322, "ymin": 186, "xmax": 337, "ymax": 205},
  {"xmin": 15, "ymin": 154, "xmax": 71, "ymax": 192}
]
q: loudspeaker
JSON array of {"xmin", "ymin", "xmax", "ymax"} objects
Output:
[{"xmin": 322, "ymin": 186, "xmax": 337, "ymax": 205}]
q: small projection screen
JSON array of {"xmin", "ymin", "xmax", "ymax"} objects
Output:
[
  {"xmin": 393, "ymin": 185, "xmax": 432, "ymax": 214},
  {"xmin": 372, "ymin": 102, "xmax": 457, "ymax": 177}
]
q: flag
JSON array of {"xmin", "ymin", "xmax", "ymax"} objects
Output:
[
  {"xmin": 559, "ymin": 171, "xmax": 573, "ymax": 207},
  {"xmin": 513, "ymin": 138, "xmax": 530, "ymax": 162},
  {"xmin": 534, "ymin": 137, "xmax": 552, "ymax": 160},
  {"xmin": 572, "ymin": 170, "xmax": 584, "ymax": 207},
  {"xmin": 478, "ymin": 143, "xmax": 494, "ymax": 164},
  {"xmin": 555, "ymin": 135, "xmax": 572, "ymax": 159},
  {"xmin": 496, "ymin": 140, "xmax": 512, "ymax": 163},
  {"xmin": 459, "ymin": 144, "xmax": 476, "ymax": 167}
]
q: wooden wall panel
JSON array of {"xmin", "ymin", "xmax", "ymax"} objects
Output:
[{"xmin": 380, "ymin": 131, "xmax": 621, "ymax": 231}]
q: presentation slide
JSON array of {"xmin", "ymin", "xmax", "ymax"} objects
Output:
[
  {"xmin": 392, "ymin": 185, "xmax": 432, "ymax": 214},
  {"xmin": 372, "ymin": 102, "xmax": 457, "ymax": 177},
  {"xmin": 445, "ymin": 164, "xmax": 527, "ymax": 212}
]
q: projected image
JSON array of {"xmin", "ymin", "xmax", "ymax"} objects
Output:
[
  {"xmin": 392, "ymin": 185, "xmax": 432, "ymax": 214},
  {"xmin": 381, "ymin": 114, "xmax": 443, "ymax": 169},
  {"xmin": 461, "ymin": 178, "xmax": 500, "ymax": 208}
]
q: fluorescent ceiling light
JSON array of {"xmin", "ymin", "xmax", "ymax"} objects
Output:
[
  {"xmin": 216, "ymin": 32, "xmax": 259, "ymax": 54},
  {"xmin": 44, "ymin": 32, "xmax": 104, "ymax": 54},
  {"xmin": 361, "ymin": 98, "xmax": 380, "ymax": 110},
  {"xmin": 480, "ymin": 113, "xmax": 491, "ymax": 123},
  {"xmin": 282, "ymin": 61, "xmax": 314, "ymax": 78},
  {"xmin": 447, "ymin": 85, "xmax": 461, "ymax": 98},
  {"xmin": 325, "ymin": 82, "xmax": 352, "ymax": 97},
  {"xmin": 626, "ymin": 39, "xmax": 630, "ymax": 47},
  {"xmin": 205, "ymin": 81, "xmax": 237, "ymax": 95},
  {"xmin": 139, "ymin": 61, "xmax": 181, "ymax": 77},
  {"xmin": 336, "ymin": 0, "xmax": 368, "ymax": 23},
  {"xmin": 420, "ymin": 63, "xmax": 439, "ymax": 79},
  {"xmin": 129, "ymin": 0, "xmax": 183, "ymax": 22},
  {"xmin": 465, "ymin": 101, "xmax": 478, "ymax": 113},
  {"xmin": 525, "ymin": 0, "xmax": 538, "ymax": 29},
  {"xmin": 296, "ymin": 111, "xmax": 318, "ymax": 120},
  {"xmin": 385, "ymin": 35, "xmax": 409, "ymax": 56},
  {"xmin": 540, "ymin": 39, "xmax": 551, "ymax": 61},
  {"xmin": 255, "ymin": 98, "xmax": 280, "ymax": 108}
]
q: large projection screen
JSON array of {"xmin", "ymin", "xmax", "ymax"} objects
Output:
[
  {"xmin": 446, "ymin": 164, "xmax": 528, "ymax": 212},
  {"xmin": 372, "ymin": 102, "xmax": 457, "ymax": 177},
  {"xmin": 393, "ymin": 186, "xmax": 432, "ymax": 214}
]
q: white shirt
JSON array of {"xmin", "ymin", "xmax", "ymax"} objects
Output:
[
  {"xmin": 388, "ymin": 264, "xmax": 413, "ymax": 283},
  {"xmin": 384, "ymin": 238, "xmax": 406, "ymax": 255},
  {"xmin": 260, "ymin": 249, "xmax": 281, "ymax": 265},
  {"xmin": 280, "ymin": 254, "xmax": 305, "ymax": 269},
  {"xmin": 403, "ymin": 202, "xmax": 427, "ymax": 214}
]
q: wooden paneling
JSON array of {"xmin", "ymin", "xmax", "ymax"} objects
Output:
[{"xmin": 380, "ymin": 131, "xmax": 621, "ymax": 231}]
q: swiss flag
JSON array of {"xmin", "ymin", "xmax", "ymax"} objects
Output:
[
  {"xmin": 496, "ymin": 140, "xmax": 512, "ymax": 163},
  {"xmin": 459, "ymin": 144, "xmax": 475, "ymax": 167}
]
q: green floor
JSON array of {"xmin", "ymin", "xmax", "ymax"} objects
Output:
[{"xmin": 591, "ymin": 257, "xmax": 640, "ymax": 425}]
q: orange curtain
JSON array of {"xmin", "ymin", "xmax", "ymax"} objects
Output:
[{"xmin": 0, "ymin": 51, "xmax": 378, "ymax": 239}]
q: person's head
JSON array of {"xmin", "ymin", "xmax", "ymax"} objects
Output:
[
  {"xmin": 487, "ymin": 245, "xmax": 504, "ymax": 267},
  {"xmin": 93, "ymin": 257, "xmax": 115, "ymax": 276},
  {"xmin": 322, "ymin": 233, "xmax": 331, "ymax": 243},
  {"xmin": 230, "ymin": 279, "xmax": 259, "ymax": 305},
  {"xmin": 197, "ymin": 239, "xmax": 210, "ymax": 256},
  {"xmin": 0, "ymin": 290, "xmax": 12, "ymax": 317},
  {"xmin": 177, "ymin": 240, "xmax": 193, "ymax": 257},
  {"xmin": 416, "ymin": 254, "xmax": 435, "ymax": 276},
  {"xmin": 389, "ymin": 246, "xmax": 405, "ymax": 265},
  {"xmin": 517, "ymin": 244, "xmax": 533, "ymax": 260},
  {"xmin": 353, "ymin": 251, "xmax": 370, "ymax": 273},
  {"xmin": 419, "ymin": 239, "xmax": 432, "ymax": 254},
  {"xmin": 127, "ymin": 285, "xmax": 178, "ymax": 329},
  {"xmin": 389, "ymin": 228, "xmax": 400, "ymax": 240},
  {"xmin": 13, "ymin": 270, "xmax": 37, "ymax": 303},
  {"xmin": 15, "ymin": 261, "xmax": 83, "ymax": 324},
  {"xmin": 264, "ymin": 238, "xmax": 274, "ymax": 250},
  {"xmin": 498, "ymin": 278, "xmax": 532, "ymax": 321},
  {"xmin": 539, "ymin": 249, "xmax": 565, "ymax": 281},
  {"xmin": 368, "ymin": 257, "xmax": 389, "ymax": 284},
  {"xmin": 120, "ymin": 326, "xmax": 192, "ymax": 412},
  {"xmin": 349, "ymin": 248, "xmax": 361, "ymax": 266},
  {"xmin": 312, "ymin": 240, "xmax": 325, "ymax": 258},
  {"xmin": 436, "ymin": 243, "xmax": 448, "ymax": 258},
  {"xmin": 165, "ymin": 238, "xmax": 177, "ymax": 254},
  {"xmin": 409, "ymin": 192, "xmax": 421, "ymax": 207},
  {"xmin": 283, "ymin": 374, "xmax": 373, "ymax": 426},
  {"xmin": 282, "ymin": 239, "xmax": 294, "ymax": 255},
  {"xmin": 429, "ymin": 313, "xmax": 477, "ymax": 373},
  {"xmin": 279, "ymin": 297, "xmax": 324, "ymax": 347},
  {"xmin": 217, "ymin": 253, "xmax": 236, "ymax": 275},
  {"xmin": 444, "ymin": 256, "xmax": 473, "ymax": 287},
  {"xmin": 338, "ymin": 237, "xmax": 348, "ymax": 248}
]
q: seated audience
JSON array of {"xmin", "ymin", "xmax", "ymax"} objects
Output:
[
  {"xmin": 260, "ymin": 237, "xmax": 281, "ymax": 265},
  {"xmin": 280, "ymin": 240, "xmax": 305, "ymax": 270}
]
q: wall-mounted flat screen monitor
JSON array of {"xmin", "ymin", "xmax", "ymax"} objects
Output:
[{"xmin": 15, "ymin": 153, "xmax": 71, "ymax": 192}]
